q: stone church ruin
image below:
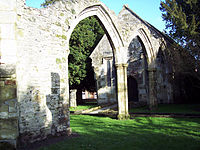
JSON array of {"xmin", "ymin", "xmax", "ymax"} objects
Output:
[{"xmin": 0, "ymin": 0, "xmax": 177, "ymax": 147}]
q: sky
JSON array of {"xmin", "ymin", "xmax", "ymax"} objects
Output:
[{"xmin": 26, "ymin": 0, "xmax": 166, "ymax": 31}]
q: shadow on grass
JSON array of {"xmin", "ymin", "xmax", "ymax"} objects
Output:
[
  {"xmin": 40, "ymin": 115, "xmax": 200, "ymax": 150},
  {"xmin": 129, "ymin": 104, "xmax": 200, "ymax": 114}
]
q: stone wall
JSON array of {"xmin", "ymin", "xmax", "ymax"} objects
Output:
[
  {"xmin": 0, "ymin": 79, "xmax": 18, "ymax": 147},
  {"xmin": 90, "ymin": 35, "xmax": 117, "ymax": 105},
  {"xmin": 15, "ymin": 0, "xmax": 116, "ymax": 145},
  {"xmin": 156, "ymin": 49, "xmax": 173, "ymax": 104},
  {"xmin": 0, "ymin": 0, "xmax": 18, "ymax": 147},
  {"xmin": 16, "ymin": 0, "xmax": 72, "ymax": 144}
]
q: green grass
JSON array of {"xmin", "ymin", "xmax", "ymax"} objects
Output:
[
  {"xmin": 129, "ymin": 104, "xmax": 200, "ymax": 114},
  {"xmin": 40, "ymin": 115, "xmax": 200, "ymax": 150},
  {"xmin": 70, "ymin": 105, "xmax": 98, "ymax": 111}
]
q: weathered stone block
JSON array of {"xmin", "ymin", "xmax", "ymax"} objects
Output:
[
  {"xmin": 8, "ymin": 106, "xmax": 16, "ymax": 113},
  {"xmin": 0, "ymin": 105, "xmax": 8, "ymax": 118},
  {"xmin": 0, "ymin": 112, "xmax": 8, "ymax": 119},
  {"xmin": 0, "ymin": 86, "xmax": 16, "ymax": 102},
  {"xmin": 0, "ymin": 119, "xmax": 18, "ymax": 140}
]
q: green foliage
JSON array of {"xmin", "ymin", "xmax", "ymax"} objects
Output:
[
  {"xmin": 160, "ymin": 0, "xmax": 200, "ymax": 102},
  {"xmin": 160, "ymin": 0, "xmax": 200, "ymax": 57},
  {"xmin": 69, "ymin": 16, "xmax": 104, "ymax": 89},
  {"xmin": 41, "ymin": 0, "xmax": 60, "ymax": 7},
  {"xmin": 40, "ymin": 115, "xmax": 200, "ymax": 150}
]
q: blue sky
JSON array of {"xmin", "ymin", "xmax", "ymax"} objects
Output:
[{"xmin": 26, "ymin": 0, "xmax": 165, "ymax": 31}]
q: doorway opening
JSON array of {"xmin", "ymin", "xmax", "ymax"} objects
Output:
[
  {"xmin": 69, "ymin": 15, "xmax": 117, "ymax": 111},
  {"xmin": 128, "ymin": 76, "xmax": 139, "ymax": 102}
]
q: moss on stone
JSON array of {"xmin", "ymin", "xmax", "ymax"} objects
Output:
[
  {"xmin": 65, "ymin": 19, "xmax": 69, "ymax": 25},
  {"xmin": 56, "ymin": 34, "xmax": 67, "ymax": 40},
  {"xmin": 61, "ymin": 35, "xmax": 67, "ymax": 40},
  {"xmin": 56, "ymin": 58, "xmax": 62, "ymax": 64},
  {"xmin": 62, "ymin": 57, "xmax": 66, "ymax": 63},
  {"xmin": 71, "ymin": 9, "xmax": 76, "ymax": 14},
  {"xmin": 59, "ymin": 64, "xmax": 62, "ymax": 69},
  {"xmin": 55, "ymin": 22, "xmax": 61, "ymax": 27},
  {"xmin": 17, "ymin": 29, "xmax": 24, "ymax": 38},
  {"xmin": 60, "ymin": 79, "xmax": 65, "ymax": 83}
]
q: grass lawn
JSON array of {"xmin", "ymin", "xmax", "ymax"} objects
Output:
[
  {"xmin": 40, "ymin": 115, "xmax": 200, "ymax": 150},
  {"xmin": 129, "ymin": 104, "xmax": 200, "ymax": 114},
  {"xmin": 70, "ymin": 105, "xmax": 98, "ymax": 111}
]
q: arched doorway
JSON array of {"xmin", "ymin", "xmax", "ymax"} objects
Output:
[
  {"xmin": 68, "ymin": 16, "xmax": 118, "ymax": 108},
  {"xmin": 127, "ymin": 36, "xmax": 149, "ymax": 104},
  {"xmin": 67, "ymin": 4, "xmax": 129, "ymax": 119},
  {"xmin": 128, "ymin": 76, "xmax": 139, "ymax": 102}
]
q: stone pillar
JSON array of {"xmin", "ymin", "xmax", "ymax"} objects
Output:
[
  {"xmin": 148, "ymin": 68, "xmax": 158, "ymax": 110},
  {"xmin": 0, "ymin": 0, "xmax": 18, "ymax": 148},
  {"xmin": 70, "ymin": 89, "xmax": 77, "ymax": 108},
  {"xmin": 93, "ymin": 67, "xmax": 99, "ymax": 91},
  {"xmin": 116, "ymin": 63, "xmax": 130, "ymax": 120}
]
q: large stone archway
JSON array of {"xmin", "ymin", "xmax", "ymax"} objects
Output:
[
  {"xmin": 66, "ymin": 4, "xmax": 129, "ymax": 119},
  {"xmin": 127, "ymin": 28, "xmax": 158, "ymax": 110}
]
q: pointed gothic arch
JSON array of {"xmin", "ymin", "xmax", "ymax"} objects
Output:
[
  {"xmin": 66, "ymin": 4, "xmax": 124, "ymax": 62},
  {"xmin": 67, "ymin": 4, "xmax": 129, "ymax": 119},
  {"xmin": 127, "ymin": 28, "xmax": 155, "ymax": 66}
]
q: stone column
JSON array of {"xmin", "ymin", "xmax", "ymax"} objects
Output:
[
  {"xmin": 94, "ymin": 67, "xmax": 99, "ymax": 91},
  {"xmin": 70, "ymin": 89, "xmax": 77, "ymax": 108},
  {"xmin": 123, "ymin": 63, "xmax": 129, "ymax": 117},
  {"xmin": 116, "ymin": 63, "xmax": 130, "ymax": 120},
  {"xmin": 148, "ymin": 68, "xmax": 158, "ymax": 110}
]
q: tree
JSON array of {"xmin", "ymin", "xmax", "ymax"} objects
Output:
[
  {"xmin": 69, "ymin": 16, "xmax": 104, "ymax": 90},
  {"xmin": 160, "ymin": 0, "xmax": 200, "ymax": 58},
  {"xmin": 41, "ymin": 0, "xmax": 59, "ymax": 7},
  {"xmin": 160, "ymin": 0, "xmax": 200, "ymax": 103}
]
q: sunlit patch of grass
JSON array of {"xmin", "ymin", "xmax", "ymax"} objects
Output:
[
  {"xmin": 70, "ymin": 105, "xmax": 98, "ymax": 111},
  {"xmin": 40, "ymin": 115, "xmax": 200, "ymax": 150}
]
